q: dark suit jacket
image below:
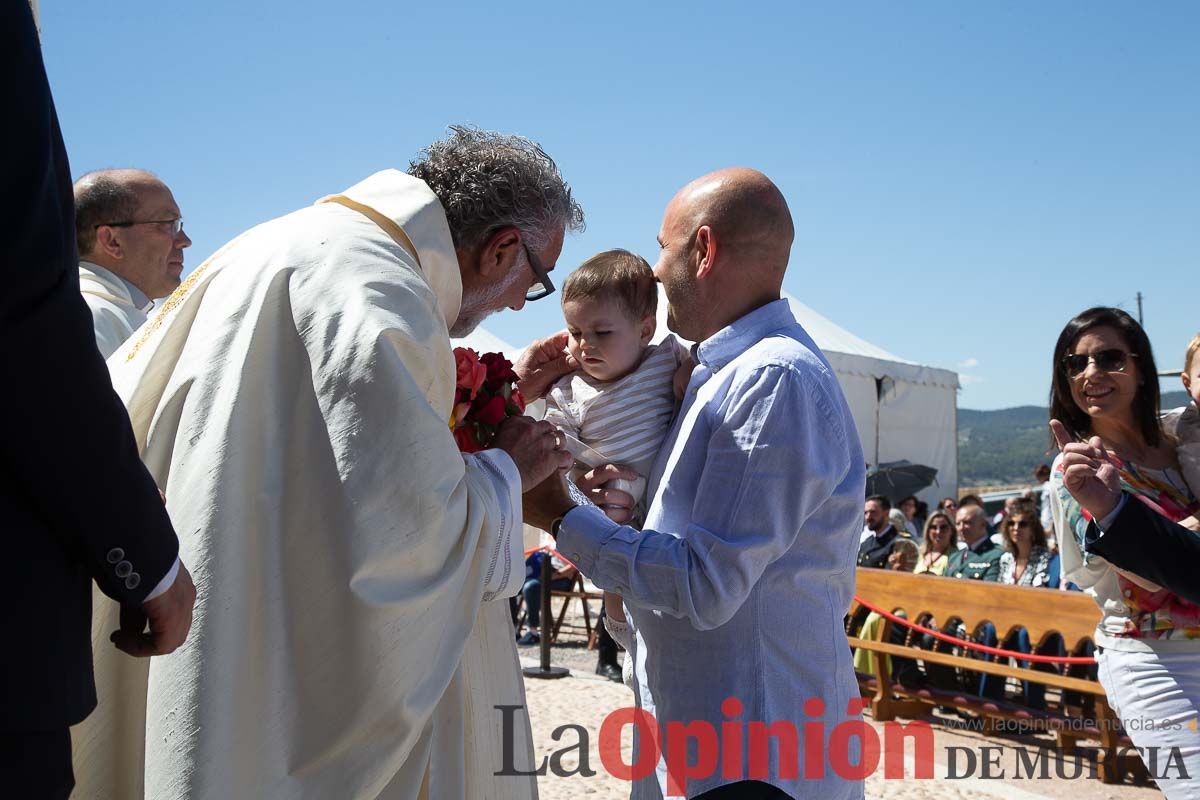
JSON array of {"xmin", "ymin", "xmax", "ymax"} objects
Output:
[
  {"xmin": 1085, "ymin": 494, "xmax": 1200, "ymax": 606},
  {"xmin": 0, "ymin": 0, "xmax": 179, "ymax": 732}
]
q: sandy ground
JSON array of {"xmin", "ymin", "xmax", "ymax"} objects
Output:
[{"xmin": 518, "ymin": 613, "xmax": 1168, "ymax": 800}]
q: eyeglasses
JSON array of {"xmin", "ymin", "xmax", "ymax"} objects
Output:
[
  {"xmin": 95, "ymin": 218, "xmax": 185, "ymax": 235},
  {"xmin": 1007, "ymin": 519, "xmax": 1033, "ymax": 529},
  {"xmin": 1062, "ymin": 349, "xmax": 1137, "ymax": 379},
  {"xmin": 522, "ymin": 242, "xmax": 555, "ymax": 301}
]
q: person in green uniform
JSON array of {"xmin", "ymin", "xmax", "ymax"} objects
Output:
[{"xmin": 945, "ymin": 503, "xmax": 1003, "ymax": 580}]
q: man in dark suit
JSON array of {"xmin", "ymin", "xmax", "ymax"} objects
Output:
[
  {"xmin": 1, "ymin": 3, "xmax": 197, "ymax": 796},
  {"xmin": 1051, "ymin": 419, "xmax": 1200, "ymax": 606}
]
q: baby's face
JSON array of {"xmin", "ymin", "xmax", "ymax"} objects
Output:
[
  {"xmin": 1184, "ymin": 360, "xmax": 1200, "ymax": 407},
  {"xmin": 563, "ymin": 297, "xmax": 653, "ymax": 382}
]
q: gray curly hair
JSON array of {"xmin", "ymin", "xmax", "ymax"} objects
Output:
[{"xmin": 408, "ymin": 125, "xmax": 585, "ymax": 251}]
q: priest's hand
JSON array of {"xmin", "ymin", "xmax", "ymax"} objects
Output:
[
  {"xmin": 1050, "ymin": 419, "xmax": 1121, "ymax": 520},
  {"xmin": 577, "ymin": 464, "xmax": 638, "ymax": 524},
  {"xmin": 111, "ymin": 561, "xmax": 197, "ymax": 657},
  {"xmin": 513, "ymin": 331, "xmax": 579, "ymax": 401},
  {"xmin": 492, "ymin": 416, "xmax": 572, "ymax": 491}
]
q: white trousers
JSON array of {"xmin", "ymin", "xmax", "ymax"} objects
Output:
[{"xmin": 1097, "ymin": 646, "xmax": 1200, "ymax": 799}]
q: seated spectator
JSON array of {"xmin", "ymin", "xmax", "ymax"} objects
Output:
[
  {"xmin": 915, "ymin": 510, "xmax": 958, "ymax": 575},
  {"xmin": 919, "ymin": 504, "xmax": 1002, "ymax": 690},
  {"xmin": 851, "ymin": 533, "xmax": 919, "ymax": 676},
  {"xmin": 512, "ymin": 535, "xmax": 578, "ymax": 646},
  {"xmin": 858, "ymin": 495, "xmax": 915, "ymax": 568},
  {"xmin": 976, "ymin": 509, "xmax": 1066, "ymax": 707},
  {"xmin": 946, "ymin": 504, "xmax": 1003, "ymax": 580},
  {"xmin": 998, "ymin": 509, "xmax": 1060, "ymax": 588},
  {"xmin": 898, "ymin": 495, "xmax": 922, "ymax": 539}
]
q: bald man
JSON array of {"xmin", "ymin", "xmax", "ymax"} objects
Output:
[
  {"xmin": 73, "ymin": 170, "xmax": 191, "ymax": 358},
  {"xmin": 527, "ymin": 169, "xmax": 867, "ymax": 799}
]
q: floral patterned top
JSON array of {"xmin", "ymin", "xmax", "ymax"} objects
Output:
[
  {"xmin": 1051, "ymin": 450, "xmax": 1200, "ymax": 651},
  {"xmin": 999, "ymin": 546, "xmax": 1057, "ymax": 588}
]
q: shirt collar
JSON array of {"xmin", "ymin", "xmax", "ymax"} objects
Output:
[
  {"xmin": 874, "ymin": 524, "xmax": 896, "ymax": 541},
  {"xmin": 967, "ymin": 535, "xmax": 995, "ymax": 554},
  {"xmin": 81, "ymin": 260, "xmax": 153, "ymax": 311},
  {"xmin": 694, "ymin": 298, "xmax": 794, "ymax": 371}
]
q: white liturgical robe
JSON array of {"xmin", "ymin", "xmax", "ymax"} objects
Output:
[
  {"xmin": 78, "ymin": 260, "xmax": 152, "ymax": 358},
  {"xmin": 71, "ymin": 171, "xmax": 537, "ymax": 799}
]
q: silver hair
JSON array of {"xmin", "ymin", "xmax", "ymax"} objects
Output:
[{"xmin": 408, "ymin": 125, "xmax": 585, "ymax": 251}]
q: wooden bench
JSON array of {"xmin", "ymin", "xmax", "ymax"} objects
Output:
[{"xmin": 848, "ymin": 567, "xmax": 1143, "ymax": 784}]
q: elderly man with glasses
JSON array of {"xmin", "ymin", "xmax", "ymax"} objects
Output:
[
  {"xmin": 73, "ymin": 126, "xmax": 588, "ymax": 800},
  {"xmin": 72, "ymin": 169, "xmax": 191, "ymax": 358}
]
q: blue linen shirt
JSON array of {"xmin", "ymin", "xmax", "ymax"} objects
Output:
[{"xmin": 558, "ymin": 299, "xmax": 866, "ymax": 799}]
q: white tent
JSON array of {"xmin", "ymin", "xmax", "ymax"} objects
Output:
[{"xmin": 653, "ymin": 289, "xmax": 961, "ymax": 506}]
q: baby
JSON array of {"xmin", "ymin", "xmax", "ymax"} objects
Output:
[
  {"xmin": 544, "ymin": 249, "xmax": 685, "ymax": 518},
  {"xmin": 1165, "ymin": 333, "xmax": 1200, "ymax": 528},
  {"xmin": 543, "ymin": 249, "xmax": 687, "ymax": 680}
]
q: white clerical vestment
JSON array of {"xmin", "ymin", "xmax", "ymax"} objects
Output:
[
  {"xmin": 79, "ymin": 260, "xmax": 152, "ymax": 358},
  {"xmin": 72, "ymin": 171, "xmax": 538, "ymax": 800}
]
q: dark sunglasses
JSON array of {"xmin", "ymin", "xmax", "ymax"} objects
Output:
[{"xmin": 1063, "ymin": 349, "xmax": 1137, "ymax": 379}]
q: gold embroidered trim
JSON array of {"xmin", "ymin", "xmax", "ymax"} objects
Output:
[{"xmin": 316, "ymin": 194, "xmax": 423, "ymax": 270}]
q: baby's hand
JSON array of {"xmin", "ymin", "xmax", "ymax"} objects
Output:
[{"xmin": 672, "ymin": 355, "xmax": 696, "ymax": 403}]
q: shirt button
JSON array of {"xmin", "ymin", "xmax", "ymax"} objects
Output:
[
  {"xmin": 115, "ymin": 560, "xmax": 133, "ymax": 578},
  {"xmin": 107, "ymin": 548, "xmax": 125, "ymax": 564},
  {"xmin": 125, "ymin": 573, "xmax": 141, "ymax": 590}
]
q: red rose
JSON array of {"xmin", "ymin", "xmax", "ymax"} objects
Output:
[
  {"xmin": 454, "ymin": 425, "xmax": 483, "ymax": 453},
  {"xmin": 451, "ymin": 400, "xmax": 471, "ymax": 428},
  {"xmin": 474, "ymin": 394, "xmax": 507, "ymax": 426},
  {"xmin": 454, "ymin": 348, "xmax": 487, "ymax": 398},
  {"xmin": 509, "ymin": 386, "xmax": 526, "ymax": 414},
  {"xmin": 480, "ymin": 352, "xmax": 518, "ymax": 384}
]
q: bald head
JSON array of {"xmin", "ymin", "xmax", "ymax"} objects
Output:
[
  {"xmin": 74, "ymin": 169, "xmax": 164, "ymax": 256},
  {"xmin": 670, "ymin": 167, "xmax": 794, "ymax": 280},
  {"xmin": 654, "ymin": 168, "xmax": 795, "ymax": 341},
  {"xmin": 73, "ymin": 169, "xmax": 190, "ymax": 299}
]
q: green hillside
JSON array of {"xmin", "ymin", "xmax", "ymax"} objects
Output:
[{"xmin": 959, "ymin": 390, "xmax": 1190, "ymax": 487}]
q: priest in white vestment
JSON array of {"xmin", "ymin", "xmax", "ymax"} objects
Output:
[
  {"xmin": 72, "ymin": 128, "xmax": 584, "ymax": 799},
  {"xmin": 72, "ymin": 169, "xmax": 192, "ymax": 357}
]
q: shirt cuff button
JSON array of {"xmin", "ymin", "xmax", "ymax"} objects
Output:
[{"xmin": 115, "ymin": 560, "xmax": 133, "ymax": 578}]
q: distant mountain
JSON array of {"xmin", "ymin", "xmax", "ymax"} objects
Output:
[{"xmin": 959, "ymin": 390, "xmax": 1190, "ymax": 487}]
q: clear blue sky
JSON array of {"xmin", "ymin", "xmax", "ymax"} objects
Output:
[{"xmin": 41, "ymin": 1, "xmax": 1198, "ymax": 410}]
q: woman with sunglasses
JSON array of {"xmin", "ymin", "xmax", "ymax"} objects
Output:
[
  {"xmin": 915, "ymin": 510, "xmax": 957, "ymax": 575},
  {"xmin": 998, "ymin": 508, "xmax": 1058, "ymax": 587},
  {"xmin": 1048, "ymin": 306, "xmax": 1200, "ymax": 797}
]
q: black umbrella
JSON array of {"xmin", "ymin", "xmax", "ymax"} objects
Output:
[{"xmin": 864, "ymin": 460, "xmax": 938, "ymax": 504}]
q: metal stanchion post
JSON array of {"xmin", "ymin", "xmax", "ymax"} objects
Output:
[{"xmin": 523, "ymin": 550, "xmax": 569, "ymax": 679}]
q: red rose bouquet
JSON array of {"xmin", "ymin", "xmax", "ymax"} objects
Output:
[{"xmin": 450, "ymin": 347, "xmax": 526, "ymax": 453}]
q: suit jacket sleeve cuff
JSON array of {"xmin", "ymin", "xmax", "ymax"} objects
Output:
[{"xmin": 142, "ymin": 557, "xmax": 181, "ymax": 602}]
